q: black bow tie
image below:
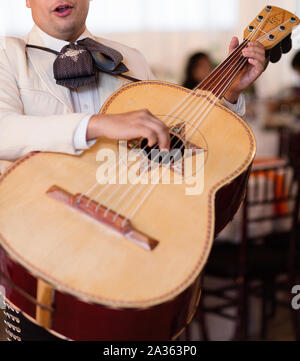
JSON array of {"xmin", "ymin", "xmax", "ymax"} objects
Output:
[{"xmin": 27, "ymin": 38, "xmax": 137, "ymax": 89}]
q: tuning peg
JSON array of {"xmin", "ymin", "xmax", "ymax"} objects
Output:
[{"xmin": 264, "ymin": 34, "xmax": 293, "ymax": 69}]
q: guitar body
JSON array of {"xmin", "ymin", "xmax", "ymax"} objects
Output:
[{"xmin": 0, "ymin": 81, "xmax": 256, "ymax": 340}]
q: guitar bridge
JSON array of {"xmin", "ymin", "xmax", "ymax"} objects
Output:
[{"xmin": 46, "ymin": 185, "xmax": 159, "ymax": 251}]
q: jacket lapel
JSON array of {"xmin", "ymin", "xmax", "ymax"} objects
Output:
[
  {"xmin": 85, "ymin": 30, "xmax": 127, "ymax": 108},
  {"xmin": 25, "ymin": 26, "xmax": 73, "ymax": 112}
]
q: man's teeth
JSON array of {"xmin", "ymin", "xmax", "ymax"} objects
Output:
[{"xmin": 56, "ymin": 6, "xmax": 71, "ymax": 12}]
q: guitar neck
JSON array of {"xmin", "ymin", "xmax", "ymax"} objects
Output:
[
  {"xmin": 196, "ymin": 5, "xmax": 300, "ymax": 99},
  {"xmin": 197, "ymin": 40, "xmax": 248, "ymax": 99}
]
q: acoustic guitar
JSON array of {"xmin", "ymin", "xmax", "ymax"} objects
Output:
[{"xmin": 0, "ymin": 6, "xmax": 299, "ymax": 340}]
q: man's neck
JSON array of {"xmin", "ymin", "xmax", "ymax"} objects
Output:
[
  {"xmin": 35, "ymin": 26, "xmax": 91, "ymax": 53},
  {"xmin": 37, "ymin": 26, "xmax": 87, "ymax": 43},
  {"xmin": 63, "ymin": 27, "xmax": 87, "ymax": 43}
]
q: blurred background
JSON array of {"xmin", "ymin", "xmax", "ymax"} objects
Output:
[
  {"xmin": 1, "ymin": 0, "xmax": 300, "ymax": 342},
  {"xmin": 0, "ymin": 0, "xmax": 299, "ymax": 95}
]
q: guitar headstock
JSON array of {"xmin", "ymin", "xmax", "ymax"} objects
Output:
[{"xmin": 244, "ymin": 5, "xmax": 300, "ymax": 50}]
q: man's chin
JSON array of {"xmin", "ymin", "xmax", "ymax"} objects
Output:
[{"xmin": 52, "ymin": 22, "xmax": 80, "ymax": 40}]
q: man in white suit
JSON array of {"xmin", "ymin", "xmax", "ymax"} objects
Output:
[{"xmin": 1, "ymin": 0, "xmax": 266, "ymax": 340}]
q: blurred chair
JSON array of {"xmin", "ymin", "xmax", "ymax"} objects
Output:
[
  {"xmin": 279, "ymin": 128, "xmax": 300, "ymax": 169},
  {"xmin": 188, "ymin": 160, "xmax": 300, "ymax": 341}
]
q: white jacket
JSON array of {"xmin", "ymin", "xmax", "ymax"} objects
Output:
[{"xmin": 0, "ymin": 26, "xmax": 154, "ymax": 170}]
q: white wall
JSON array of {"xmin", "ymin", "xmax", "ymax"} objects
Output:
[
  {"xmin": 0, "ymin": 0, "xmax": 299, "ymax": 97},
  {"xmin": 98, "ymin": 0, "xmax": 300, "ymax": 97}
]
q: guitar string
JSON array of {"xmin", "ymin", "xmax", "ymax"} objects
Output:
[
  {"xmin": 104, "ymin": 24, "xmax": 265, "ymax": 219},
  {"xmin": 83, "ymin": 14, "xmax": 288, "ymax": 221},
  {"xmin": 91, "ymin": 35, "xmax": 256, "ymax": 212},
  {"xmin": 99, "ymin": 15, "xmax": 288, "ymax": 220},
  {"xmin": 131, "ymin": 14, "xmax": 292, "ymax": 165},
  {"xmin": 117, "ymin": 58, "xmax": 250, "ymax": 224},
  {"xmin": 117, "ymin": 19, "xmax": 290, "ymax": 223},
  {"xmin": 96, "ymin": 45, "xmax": 251, "ymax": 216},
  {"xmin": 106, "ymin": 62, "xmax": 258, "ymax": 217},
  {"xmin": 110, "ymin": 57, "xmax": 249, "ymax": 220},
  {"xmin": 92, "ymin": 13, "xmax": 280, "ymax": 212},
  {"xmin": 123, "ymin": 30, "xmax": 292, "ymax": 224},
  {"xmin": 123, "ymin": 57, "xmax": 251, "ymax": 224},
  {"xmin": 170, "ymin": 17, "xmax": 292, "ymax": 144},
  {"xmin": 81, "ymin": 38, "xmax": 250, "ymax": 206},
  {"xmin": 97, "ymin": 14, "xmax": 292, "ymax": 206}
]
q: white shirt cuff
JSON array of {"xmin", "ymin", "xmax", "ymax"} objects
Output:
[
  {"xmin": 220, "ymin": 94, "xmax": 246, "ymax": 117},
  {"xmin": 73, "ymin": 114, "xmax": 97, "ymax": 151}
]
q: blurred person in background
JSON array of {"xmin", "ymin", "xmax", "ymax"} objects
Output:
[
  {"xmin": 182, "ymin": 52, "xmax": 214, "ymax": 89},
  {"xmin": 182, "ymin": 51, "xmax": 258, "ymax": 119}
]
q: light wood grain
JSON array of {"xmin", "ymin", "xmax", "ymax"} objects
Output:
[
  {"xmin": 244, "ymin": 6, "xmax": 300, "ymax": 50},
  {"xmin": 36, "ymin": 280, "xmax": 53, "ymax": 328},
  {"xmin": 0, "ymin": 81, "xmax": 256, "ymax": 308}
]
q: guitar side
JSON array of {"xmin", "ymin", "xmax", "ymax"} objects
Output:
[{"xmin": 0, "ymin": 81, "xmax": 256, "ymax": 340}]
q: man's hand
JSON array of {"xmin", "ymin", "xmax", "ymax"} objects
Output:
[
  {"xmin": 224, "ymin": 37, "xmax": 266, "ymax": 104},
  {"xmin": 87, "ymin": 110, "xmax": 170, "ymax": 151}
]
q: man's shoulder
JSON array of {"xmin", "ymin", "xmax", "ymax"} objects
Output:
[
  {"xmin": 1, "ymin": 35, "xmax": 27, "ymax": 49},
  {"xmin": 0, "ymin": 36, "xmax": 28, "ymax": 74},
  {"xmin": 0, "ymin": 35, "xmax": 27, "ymax": 59}
]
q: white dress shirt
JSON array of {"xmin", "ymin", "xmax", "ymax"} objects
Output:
[
  {"xmin": 37, "ymin": 27, "xmax": 98, "ymax": 152},
  {"xmin": 37, "ymin": 27, "xmax": 245, "ymax": 153}
]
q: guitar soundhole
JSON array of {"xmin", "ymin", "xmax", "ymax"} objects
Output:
[{"xmin": 141, "ymin": 133, "xmax": 185, "ymax": 164}]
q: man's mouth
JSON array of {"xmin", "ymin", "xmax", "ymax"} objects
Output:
[{"xmin": 53, "ymin": 4, "xmax": 74, "ymax": 17}]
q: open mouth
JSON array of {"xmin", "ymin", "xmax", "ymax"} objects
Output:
[{"xmin": 53, "ymin": 4, "xmax": 74, "ymax": 16}]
